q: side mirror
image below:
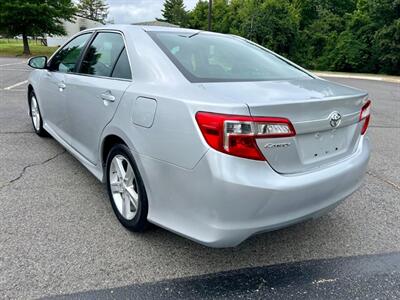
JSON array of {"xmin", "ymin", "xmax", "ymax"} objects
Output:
[{"xmin": 28, "ymin": 56, "xmax": 48, "ymax": 69}]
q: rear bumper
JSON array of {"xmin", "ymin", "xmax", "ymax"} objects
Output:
[{"xmin": 140, "ymin": 136, "xmax": 370, "ymax": 248}]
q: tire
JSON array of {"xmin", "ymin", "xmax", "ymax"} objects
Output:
[
  {"xmin": 106, "ymin": 144, "xmax": 149, "ymax": 232},
  {"xmin": 29, "ymin": 90, "xmax": 48, "ymax": 137}
]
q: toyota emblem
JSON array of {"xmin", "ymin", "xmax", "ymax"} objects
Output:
[{"xmin": 329, "ymin": 111, "xmax": 342, "ymax": 128}]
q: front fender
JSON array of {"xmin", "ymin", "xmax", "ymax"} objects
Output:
[{"xmin": 27, "ymin": 69, "xmax": 45, "ymax": 104}]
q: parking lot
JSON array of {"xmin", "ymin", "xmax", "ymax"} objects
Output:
[{"xmin": 0, "ymin": 57, "xmax": 399, "ymax": 299}]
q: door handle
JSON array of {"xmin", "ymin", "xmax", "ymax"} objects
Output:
[
  {"xmin": 58, "ymin": 82, "xmax": 66, "ymax": 92},
  {"xmin": 100, "ymin": 91, "xmax": 115, "ymax": 102}
]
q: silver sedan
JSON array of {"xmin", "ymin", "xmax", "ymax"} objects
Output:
[{"xmin": 27, "ymin": 25, "xmax": 371, "ymax": 247}]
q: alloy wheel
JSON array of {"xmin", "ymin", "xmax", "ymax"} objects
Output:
[
  {"xmin": 30, "ymin": 95, "xmax": 41, "ymax": 132},
  {"xmin": 109, "ymin": 155, "xmax": 139, "ymax": 220}
]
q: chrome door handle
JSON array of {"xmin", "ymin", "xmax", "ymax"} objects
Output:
[
  {"xmin": 100, "ymin": 91, "xmax": 115, "ymax": 102},
  {"xmin": 58, "ymin": 82, "xmax": 66, "ymax": 91}
]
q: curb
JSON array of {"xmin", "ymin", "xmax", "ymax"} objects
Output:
[{"xmin": 313, "ymin": 71, "xmax": 400, "ymax": 84}]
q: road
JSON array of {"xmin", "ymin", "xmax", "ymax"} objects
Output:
[{"xmin": 0, "ymin": 57, "xmax": 399, "ymax": 299}]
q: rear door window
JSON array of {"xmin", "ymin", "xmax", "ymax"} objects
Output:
[{"xmin": 79, "ymin": 32, "xmax": 125, "ymax": 77}]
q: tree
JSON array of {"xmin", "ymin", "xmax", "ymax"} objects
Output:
[
  {"xmin": 0, "ymin": 0, "xmax": 76, "ymax": 55},
  {"xmin": 185, "ymin": 0, "xmax": 399, "ymax": 75},
  {"xmin": 189, "ymin": 0, "xmax": 231, "ymax": 32},
  {"xmin": 160, "ymin": 0, "xmax": 189, "ymax": 26},
  {"xmin": 295, "ymin": 9, "xmax": 347, "ymax": 69},
  {"xmin": 238, "ymin": 0, "xmax": 300, "ymax": 58},
  {"xmin": 188, "ymin": 0, "xmax": 209, "ymax": 30},
  {"xmin": 365, "ymin": 0, "xmax": 400, "ymax": 74},
  {"xmin": 209, "ymin": 0, "xmax": 231, "ymax": 33},
  {"xmin": 373, "ymin": 19, "xmax": 400, "ymax": 74},
  {"xmin": 327, "ymin": 0, "xmax": 400, "ymax": 74},
  {"xmin": 77, "ymin": 0, "xmax": 109, "ymax": 24}
]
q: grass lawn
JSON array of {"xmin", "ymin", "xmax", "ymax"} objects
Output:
[{"xmin": 0, "ymin": 39, "xmax": 58, "ymax": 57}]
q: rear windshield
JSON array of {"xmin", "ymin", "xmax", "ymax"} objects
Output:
[{"xmin": 148, "ymin": 31, "xmax": 311, "ymax": 83}]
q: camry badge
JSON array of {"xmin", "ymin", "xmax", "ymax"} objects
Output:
[
  {"xmin": 329, "ymin": 111, "xmax": 342, "ymax": 128},
  {"xmin": 264, "ymin": 142, "xmax": 291, "ymax": 149}
]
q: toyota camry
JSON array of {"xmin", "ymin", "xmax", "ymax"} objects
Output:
[{"xmin": 27, "ymin": 25, "xmax": 371, "ymax": 247}]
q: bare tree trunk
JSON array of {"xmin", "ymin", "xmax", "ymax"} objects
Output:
[{"xmin": 22, "ymin": 33, "xmax": 30, "ymax": 55}]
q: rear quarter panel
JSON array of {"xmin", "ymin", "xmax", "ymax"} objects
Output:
[{"xmin": 106, "ymin": 82, "xmax": 249, "ymax": 170}]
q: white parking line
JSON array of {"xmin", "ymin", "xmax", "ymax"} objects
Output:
[
  {"xmin": 0, "ymin": 62, "xmax": 26, "ymax": 67},
  {"xmin": 2, "ymin": 89, "xmax": 26, "ymax": 92},
  {"xmin": 3, "ymin": 80, "xmax": 28, "ymax": 90},
  {"xmin": 0, "ymin": 68, "xmax": 30, "ymax": 72}
]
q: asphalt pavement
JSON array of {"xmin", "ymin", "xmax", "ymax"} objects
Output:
[
  {"xmin": 46, "ymin": 252, "xmax": 400, "ymax": 299},
  {"xmin": 0, "ymin": 57, "xmax": 399, "ymax": 299}
]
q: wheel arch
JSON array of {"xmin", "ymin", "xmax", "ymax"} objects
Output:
[
  {"xmin": 28, "ymin": 84, "xmax": 33, "ymax": 96},
  {"xmin": 101, "ymin": 134, "xmax": 128, "ymax": 168}
]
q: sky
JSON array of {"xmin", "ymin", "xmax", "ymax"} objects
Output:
[{"xmin": 107, "ymin": 0, "xmax": 199, "ymax": 24}]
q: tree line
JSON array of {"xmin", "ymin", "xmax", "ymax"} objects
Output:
[
  {"xmin": 0, "ymin": 0, "xmax": 109, "ymax": 55},
  {"xmin": 160, "ymin": 0, "xmax": 400, "ymax": 75}
]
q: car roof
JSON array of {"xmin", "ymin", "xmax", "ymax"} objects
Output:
[{"xmin": 85, "ymin": 24, "xmax": 200, "ymax": 34}]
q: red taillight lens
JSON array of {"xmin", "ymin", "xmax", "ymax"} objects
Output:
[
  {"xmin": 359, "ymin": 100, "xmax": 371, "ymax": 135},
  {"xmin": 195, "ymin": 112, "xmax": 296, "ymax": 161}
]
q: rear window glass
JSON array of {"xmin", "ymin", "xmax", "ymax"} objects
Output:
[{"xmin": 148, "ymin": 32, "xmax": 311, "ymax": 83}]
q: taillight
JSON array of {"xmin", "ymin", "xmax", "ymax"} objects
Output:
[
  {"xmin": 359, "ymin": 100, "xmax": 371, "ymax": 135},
  {"xmin": 195, "ymin": 112, "xmax": 296, "ymax": 161}
]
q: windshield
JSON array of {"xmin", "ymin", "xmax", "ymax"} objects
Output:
[{"xmin": 148, "ymin": 31, "xmax": 311, "ymax": 83}]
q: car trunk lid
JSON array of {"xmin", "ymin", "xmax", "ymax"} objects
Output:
[{"xmin": 198, "ymin": 78, "xmax": 369, "ymax": 174}]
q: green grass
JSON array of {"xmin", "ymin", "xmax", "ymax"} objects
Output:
[{"xmin": 0, "ymin": 39, "xmax": 59, "ymax": 57}]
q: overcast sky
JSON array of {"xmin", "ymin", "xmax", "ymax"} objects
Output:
[{"xmin": 107, "ymin": 0, "xmax": 199, "ymax": 24}]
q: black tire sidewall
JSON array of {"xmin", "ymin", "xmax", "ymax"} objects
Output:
[
  {"xmin": 106, "ymin": 144, "xmax": 148, "ymax": 231},
  {"xmin": 29, "ymin": 90, "xmax": 47, "ymax": 137}
]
